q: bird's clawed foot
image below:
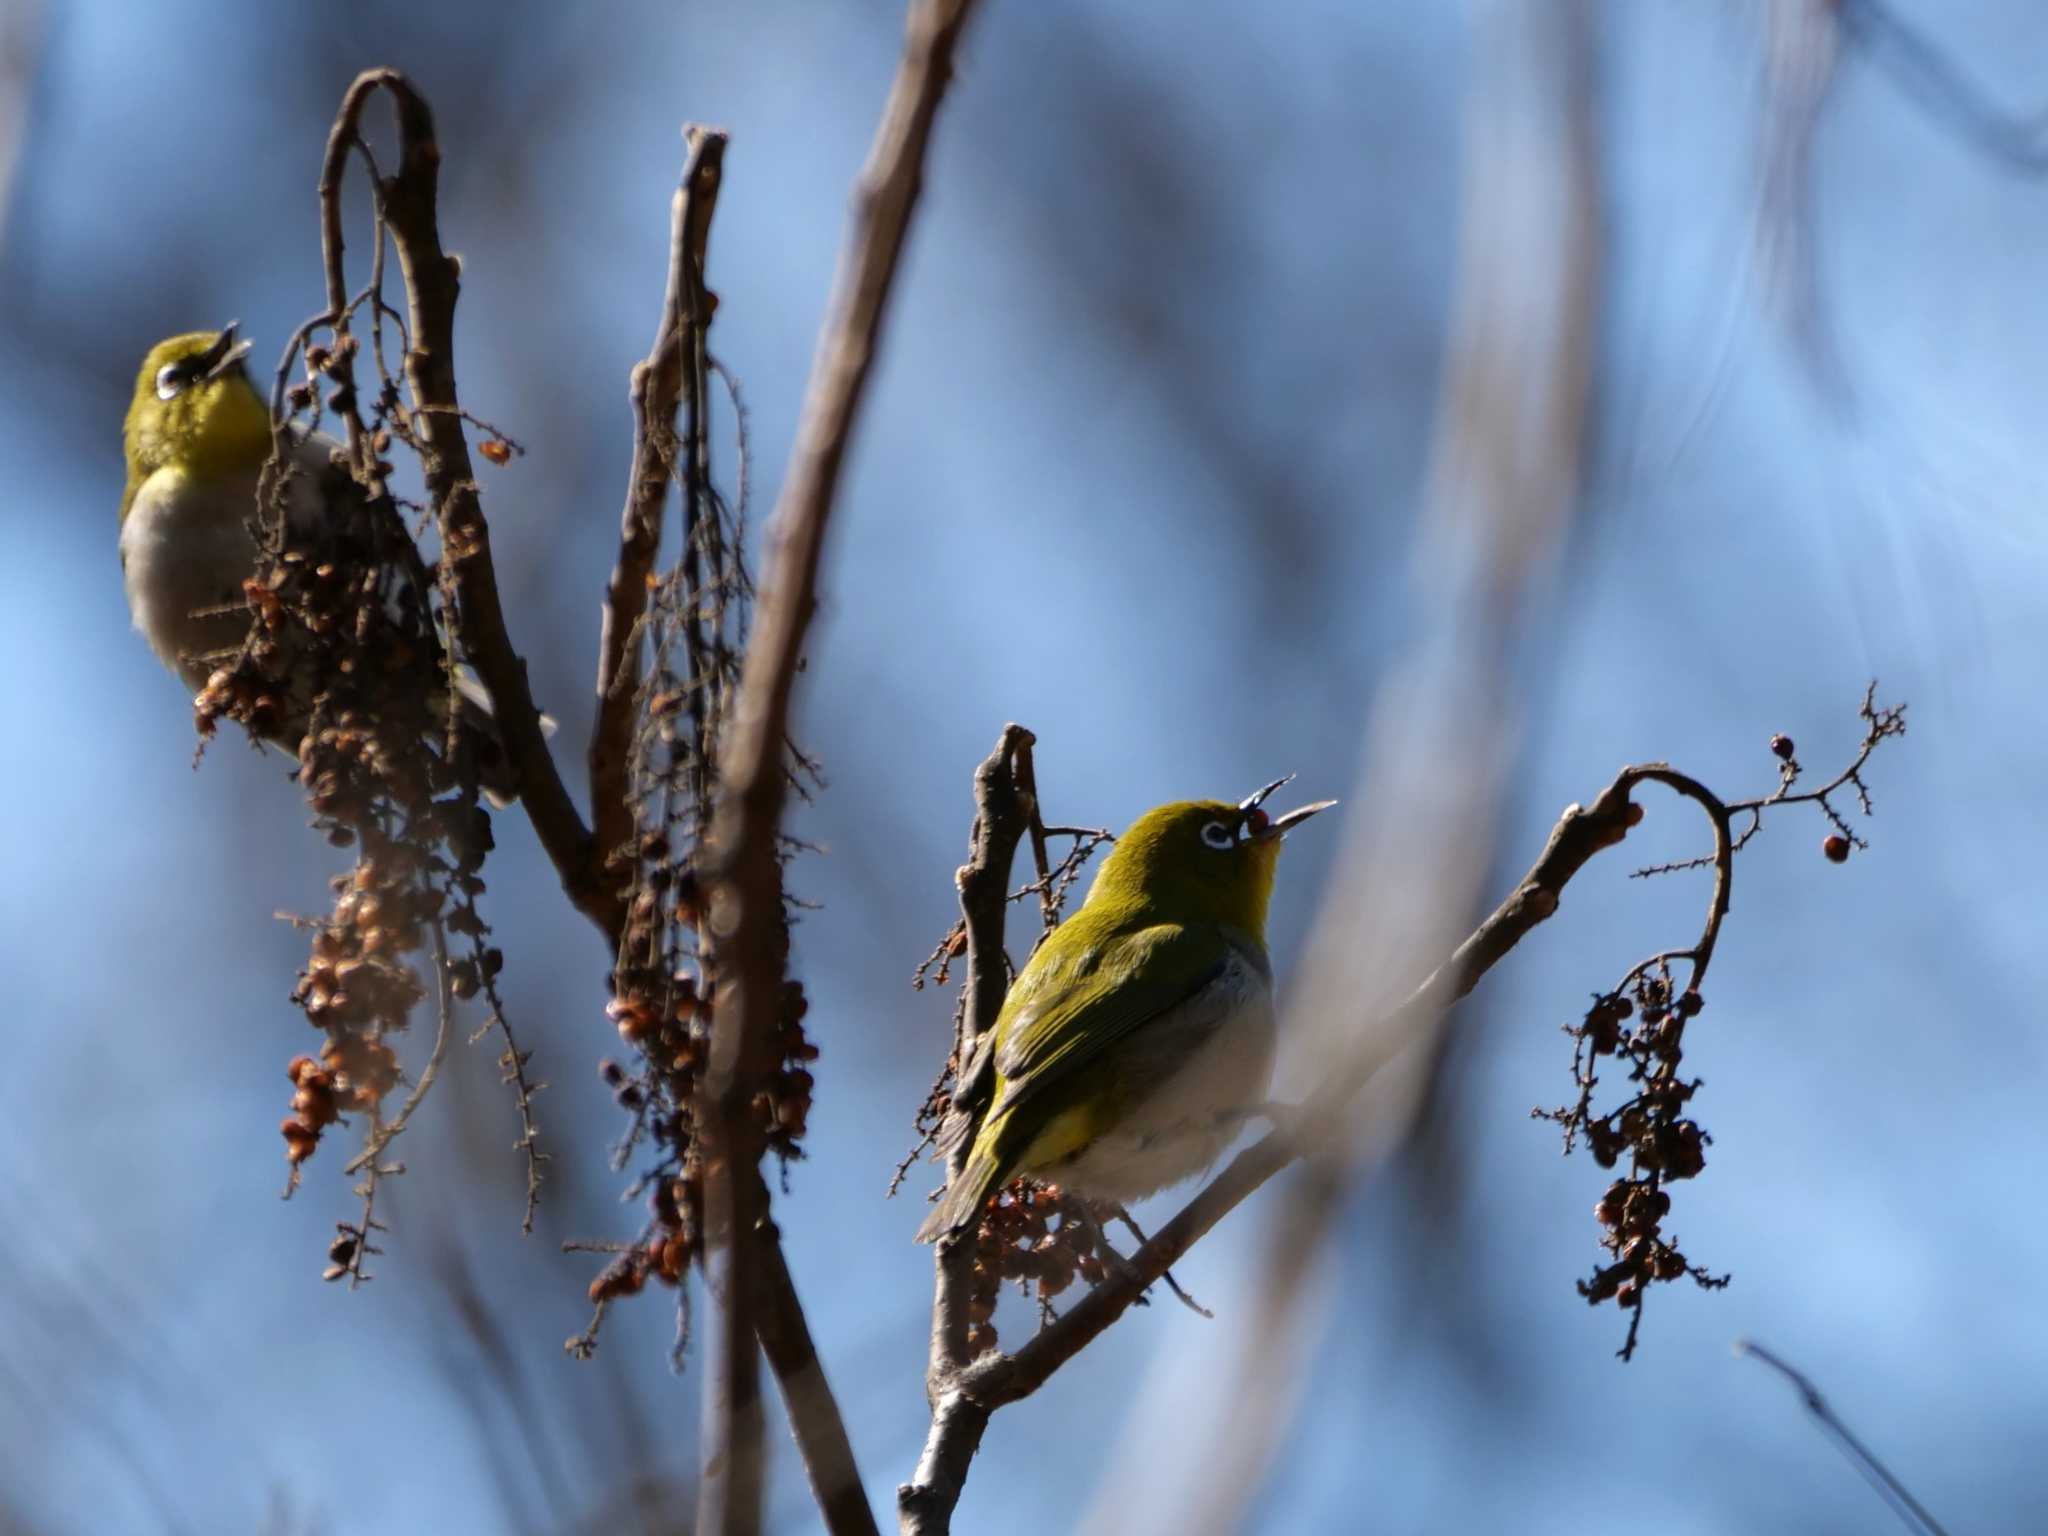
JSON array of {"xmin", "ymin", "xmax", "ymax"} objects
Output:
[{"xmin": 1106, "ymin": 1204, "xmax": 1213, "ymax": 1319}]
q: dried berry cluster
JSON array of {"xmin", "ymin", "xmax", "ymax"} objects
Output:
[
  {"xmin": 569, "ymin": 379, "xmax": 825, "ymax": 1359},
  {"xmin": 963, "ymin": 1182, "xmax": 1116, "ymax": 1356},
  {"xmin": 192, "ymin": 340, "xmax": 534, "ymax": 1268},
  {"xmin": 583, "ymin": 1158, "xmax": 698, "ymax": 1311},
  {"xmin": 586, "ymin": 880, "xmax": 819, "ymax": 1339},
  {"xmin": 1533, "ymin": 696, "xmax": 1907, "ymax": 1358},
  {"xmin": 1537, "ymin": 971, "xmax": 1728, "ymax": 1358}
]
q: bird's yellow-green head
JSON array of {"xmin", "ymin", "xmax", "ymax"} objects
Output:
[
  {"xmin": 122, "ymin": 326, "xmax": 268, "ymax": 519},
  {"xmin": 1086, "ymin": 777, "xmax": 1337, "ymax": 942}
]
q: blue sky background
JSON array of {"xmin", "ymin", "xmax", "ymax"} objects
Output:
[{"xmin": 4, "ymin": 1, "xmax": 2048, "ymax": 1530}]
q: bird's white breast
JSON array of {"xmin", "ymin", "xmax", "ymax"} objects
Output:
[
  {"xmin": 1039, "ymin": 945, "xmax": 1277, "ymax": 1203},
  {"xmin": 121, "ymin": 438, "xmax": 333, "ymax": 693}
]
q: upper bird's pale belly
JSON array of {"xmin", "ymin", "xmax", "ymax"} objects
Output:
[
  {"xmin": 1032, "ymin": 950, "xmax": 1276, "ymax": 1203},
  {"xmin": 122, "ymin": 442, "xmax": 337, "ymax": 696},
  {"xmin": 121, "ymin": 465, "xmax": 266, "ymax": 693}
]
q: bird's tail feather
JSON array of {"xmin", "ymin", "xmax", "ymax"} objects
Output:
[{"xmin": 914, "ymin": 1131, "xmax": 1010, "ymax": 1244}]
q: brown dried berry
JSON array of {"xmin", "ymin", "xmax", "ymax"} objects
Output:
[
  {"xmin": 478, "ymin": 438, "xmax": 514, "ymax": 466},
  {"xmin": 1823, "ymin": 834, "xmax": 1850, "ymax": 863},
  {"xmin": 1771, "ymin": 734, "xmax": 1795, "ymax": 760}
]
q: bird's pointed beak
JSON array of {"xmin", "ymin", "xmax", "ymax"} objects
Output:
[
  {"xmin": 1239, "ymin": 775, "xmax": 1294, "ymax": 814},
  {"xmin": 1240, "ymin": 776, "xmax": 1336, "ymax": 840},
  {"xmin": 1264, "ymin": 799, "xmax": 1337, "ymax": 837},
  {"xmin": 200, "ymin": 321, "xmax": 252, "ymax": 380}
]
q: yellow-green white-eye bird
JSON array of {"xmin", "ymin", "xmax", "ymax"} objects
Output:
[
  {"xmin": 915, "ymin": 779, "xmax": 1334, "ymax": 1242},
  {"xmin": 121, "ymin": 326, "xmax": 521, "ymax": 797},
  {"xmin": 122, "ymin": 326, "xmax": 287, "ymax": 694}
]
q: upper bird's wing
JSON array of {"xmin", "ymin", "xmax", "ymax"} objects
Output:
[{"xmin": 986, "ymin": 920, "xmax": 1228, "ymax": 1126}]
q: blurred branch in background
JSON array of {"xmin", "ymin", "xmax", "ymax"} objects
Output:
[
  {"xmin": 1738, "ymin": 1338, "xmax": 1952, "ymax": 1536},
  {"xmin": 1087, "ymin": 0, "xmax": 1602, "ymax": 1525},
  {"xmin": 1670, "ymin": 0, "xmax": 2048, "ymax": 465},
  {"xmin": 1841, "ymin": 0, "xmax": 2048, "ymax": 171},
  {"xmin": 1757, "ymin": 0, "xmax": 1850, "ymax": 408},
  {"xmin": 0, "ymin": 0, "xmax": 36, "ymax": 258}
]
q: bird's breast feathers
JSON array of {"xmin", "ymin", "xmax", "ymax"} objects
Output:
[
  {"xmin": 1013, "ymin": 937, "xmax": 1277, "ymax": 1202},
  {"xmin": 120, "ymin": 438, "xmax": 334, "ymax": 688}
]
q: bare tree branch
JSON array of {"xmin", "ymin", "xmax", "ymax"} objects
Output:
[
  {"xmin": 315, "ymin": 70, "xmax": 612, "ymax": 932},
  {"xmin": 695, "ymin": 1, "xmax": 983, "ymax": 1530},
  {"xmin": 897, "ymin": 725, "xmax": 1037, "ymax": 1534},
  {"xmin": 754, "ymin": 1184, "xmax": 883, "ymax": 1536},
  {"xmin": 592, "ymin": 127, "xmax": 728, "ymax": 880}
]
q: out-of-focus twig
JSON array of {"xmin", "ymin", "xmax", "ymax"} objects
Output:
[
  {"xmin": 697, "ymin": 1, "xmax": 981, "ymax": 1531},
  {"xmin": 1758, "ymin": 0, "xmax": 1850, "ymax": 406},
  {"xmin": 1738, "ymin": 1338, "xmax": 1951, "ymax": 1536},
  {"xmin": 1841, "ymin": 0, "xmax": 2048, "ymax": 172},
  {"xmin": 1085, "ymin": 2, "xmax": 1605, "ymax": 1525},
  {"xmin": 0, "ymin": 1, "xmax": 40, "ymax": 265}
]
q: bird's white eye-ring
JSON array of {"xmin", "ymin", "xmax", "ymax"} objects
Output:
[
  {"xmin": 155, "ymin": 363, "xmax": 186, "ymax": 401},
  {"xmin": 1200, "ymin": 819, "xmax": 1235, "ymax": 851}
]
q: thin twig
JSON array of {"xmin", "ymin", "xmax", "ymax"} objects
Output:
[
  {"xmin": 470, "ymin": 962, "xmax": 547, "ymax": 1235},
  {"xmin": 343, "ymin": 918, "xmax": 456, "ymax": 1179},
  {"xmin": 1737, "ymin": 1338, "xmax": 1951, "ymax": 1536}
]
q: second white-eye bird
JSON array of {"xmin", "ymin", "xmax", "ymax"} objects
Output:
[
  {"xmin": 121, "ymin": 326, "xmax": 523, "ymax": 798},
  {"xmin": 916, "ymin": 778, "xmax": 1334, "ymax": 1242}
]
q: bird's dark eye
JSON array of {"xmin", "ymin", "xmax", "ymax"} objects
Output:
[
  {"xmin": 155, "ymin": 363, "xmax": 187, "ymax": 401},
  {"xmin": 1200, "ymin": 820, "xmax": 1234, "ymax": 851}
]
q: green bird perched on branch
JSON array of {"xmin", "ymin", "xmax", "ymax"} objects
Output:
[
  {"xmin": 119, "ymin": 325, "xmax": 528, "ymax": 801},
  {"xmin": 916, "ymin": 778, "xmax": 1335, "ymax": 1243}
]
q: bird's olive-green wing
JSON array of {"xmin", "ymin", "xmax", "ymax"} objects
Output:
[{"xmin": 986, "ymin": 921, "xmax": 1228, "ymax": 1124}]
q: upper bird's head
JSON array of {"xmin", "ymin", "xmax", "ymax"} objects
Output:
[
  {"xmin": 1086, "ymin": 778, "xmax": 1335, "ymax": 940},
  {"xmin": 122, "ymin": 326, "xmax": 269, "ymax": 517}
]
